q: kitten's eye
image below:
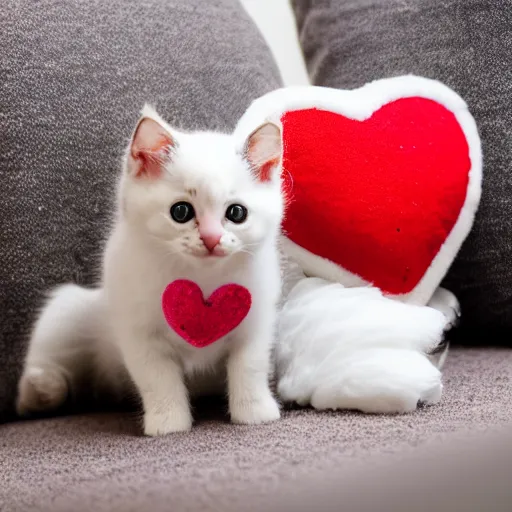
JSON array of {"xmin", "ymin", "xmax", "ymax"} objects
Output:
[
  {"xmin": 170, "ymin": 201, "xmax": 195, "ymax": 223},
  {"xmin": 225, "ymin": 204, "xmax": 248, "ymax": 224}
]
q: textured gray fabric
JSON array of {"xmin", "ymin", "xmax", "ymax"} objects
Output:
[
  {"xmin": 291, "ymin": 0, "xmax": 512, "ymax": 343},
  {"xmin": 0, "ymin": 0, "xmax": 281, "ymax": 422},
  {"xmin": 1, "ymin": 348, "xmax": 512, "ymax": 511}
]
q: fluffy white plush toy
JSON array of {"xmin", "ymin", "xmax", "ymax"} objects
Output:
[{"xmin": 235, "ymin": 76, "xmax": 482, "ymax": 413}]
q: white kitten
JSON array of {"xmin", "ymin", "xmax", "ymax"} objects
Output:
[{"xmin": 17, "ymin": 106, "xmax": 284, "ymax": 435}]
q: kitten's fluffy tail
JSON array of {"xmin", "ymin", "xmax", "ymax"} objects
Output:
[{"xmin": 17, "ymin": 284, "xmax": 122, "ymax": 415}]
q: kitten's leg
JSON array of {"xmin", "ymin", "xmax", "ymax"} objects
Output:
[
  {"xmin": 17, "ymin": 284, "xmax": 102, "ymax": 415},
  {"xmin": 227, "ymin": 321, "xmax": 280, "ymax": 425},
  {"xmin": 117, "ymin": 336, "xmax": 192, "ymax": 435}
]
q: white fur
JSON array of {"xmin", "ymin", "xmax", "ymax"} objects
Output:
[
  {"xmin": 428, "ymin": 286, "xmax": 461, "ymax": 329},
  {"xmin": 235, "ymin": 75, "xmax": 483, "ymax": 306},
  {"xmin": 17, "ymin": 107, "xmax": 284, "ymax": 434},
  {"xmin": 276, "ymin": 268, "xmax": 448, "ymax": 413}
]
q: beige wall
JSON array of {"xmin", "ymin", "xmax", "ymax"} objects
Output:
[{"xmin": 240, "ymin": 0, "xmax": 309, "ymax": 86}]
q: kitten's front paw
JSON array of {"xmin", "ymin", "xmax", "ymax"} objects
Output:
[
  {"xmin": 17, "ymin": 366, "xmax": 68, "ymax": 416},
  {"xmin": 143, "ymin": 408, "xmax": 193, "ymax": 436},
  {"xmin": 230, "ymin": 393, "xmax": 280, "ymax": 425}
]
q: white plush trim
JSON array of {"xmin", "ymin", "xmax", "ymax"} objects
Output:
[
  {"xmin": 275, "ymin": 275, "xmax": 445, "ymax": 413},
  {"xmin": 235, "ymin": 75, "xmax": 482, "ymax": 305}
]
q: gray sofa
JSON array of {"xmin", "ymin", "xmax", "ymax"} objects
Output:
[{"xmin": 1, "ymin": 1, "xmax": 511, "ymax": 510}]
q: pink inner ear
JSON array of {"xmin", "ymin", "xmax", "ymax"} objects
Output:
[
  {"xmin": 130, "ymin": 118, "xmax": 174, "ymax": 178},
  {"xmin": 245, "ymin": 123, "xmax": 282, "ymax": 182},
  {"xmin": 258, "ymin": 157, "xmax": 280, "ymax": 182}
]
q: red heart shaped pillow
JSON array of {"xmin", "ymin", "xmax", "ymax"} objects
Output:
[{"xmin": 235, "ymin": 76, "xmax": 482, "ymax": 305}]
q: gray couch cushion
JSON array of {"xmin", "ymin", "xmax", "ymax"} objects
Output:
[
  {"xmin": 2, "ymin": 348, "xmax": 512, "ymax": 511},
  {"xmin": 291, "ymin": 0, "xmax": 512, "ymax": 342},
  {"xmin": 0, "ymin": 0, "xmax": 281, "ymax": 422}
]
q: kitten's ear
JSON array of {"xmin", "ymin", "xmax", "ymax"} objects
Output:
[
  {"xmin": 128, "ymin": 108, "xmax": 175, "ymax": 179},
  {"xmin": 244, "ymin": 122, "xmax": 282, "ymax": 182}
]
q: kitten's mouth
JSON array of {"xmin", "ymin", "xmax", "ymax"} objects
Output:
[
  {"xmin": 204, "ymin": 251, "xmax": 227, "ymax": 259},
  {"xmin": 186, "ymin": 245, "xmax": 230, "ymax": 259},
  {"xmin": 193, "ymin": 249, "xmax": 228, "ymax": 259}
]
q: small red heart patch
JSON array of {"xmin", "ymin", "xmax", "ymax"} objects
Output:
[
  {"xmin": 162, "ymin": 280, "xmax": 252, "ymax": 348},
  {"xmin": 281, "ymin": 98, "xmax": 471, "ymax": 295}
]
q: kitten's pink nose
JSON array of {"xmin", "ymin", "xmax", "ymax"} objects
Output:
[
  {"xmin": 199, "ymin": 215, "xmax": 223, "ymax": 253},
  {"xmin": 201, "ymin": 233, "xmax": 222, "ymax": 252}
]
